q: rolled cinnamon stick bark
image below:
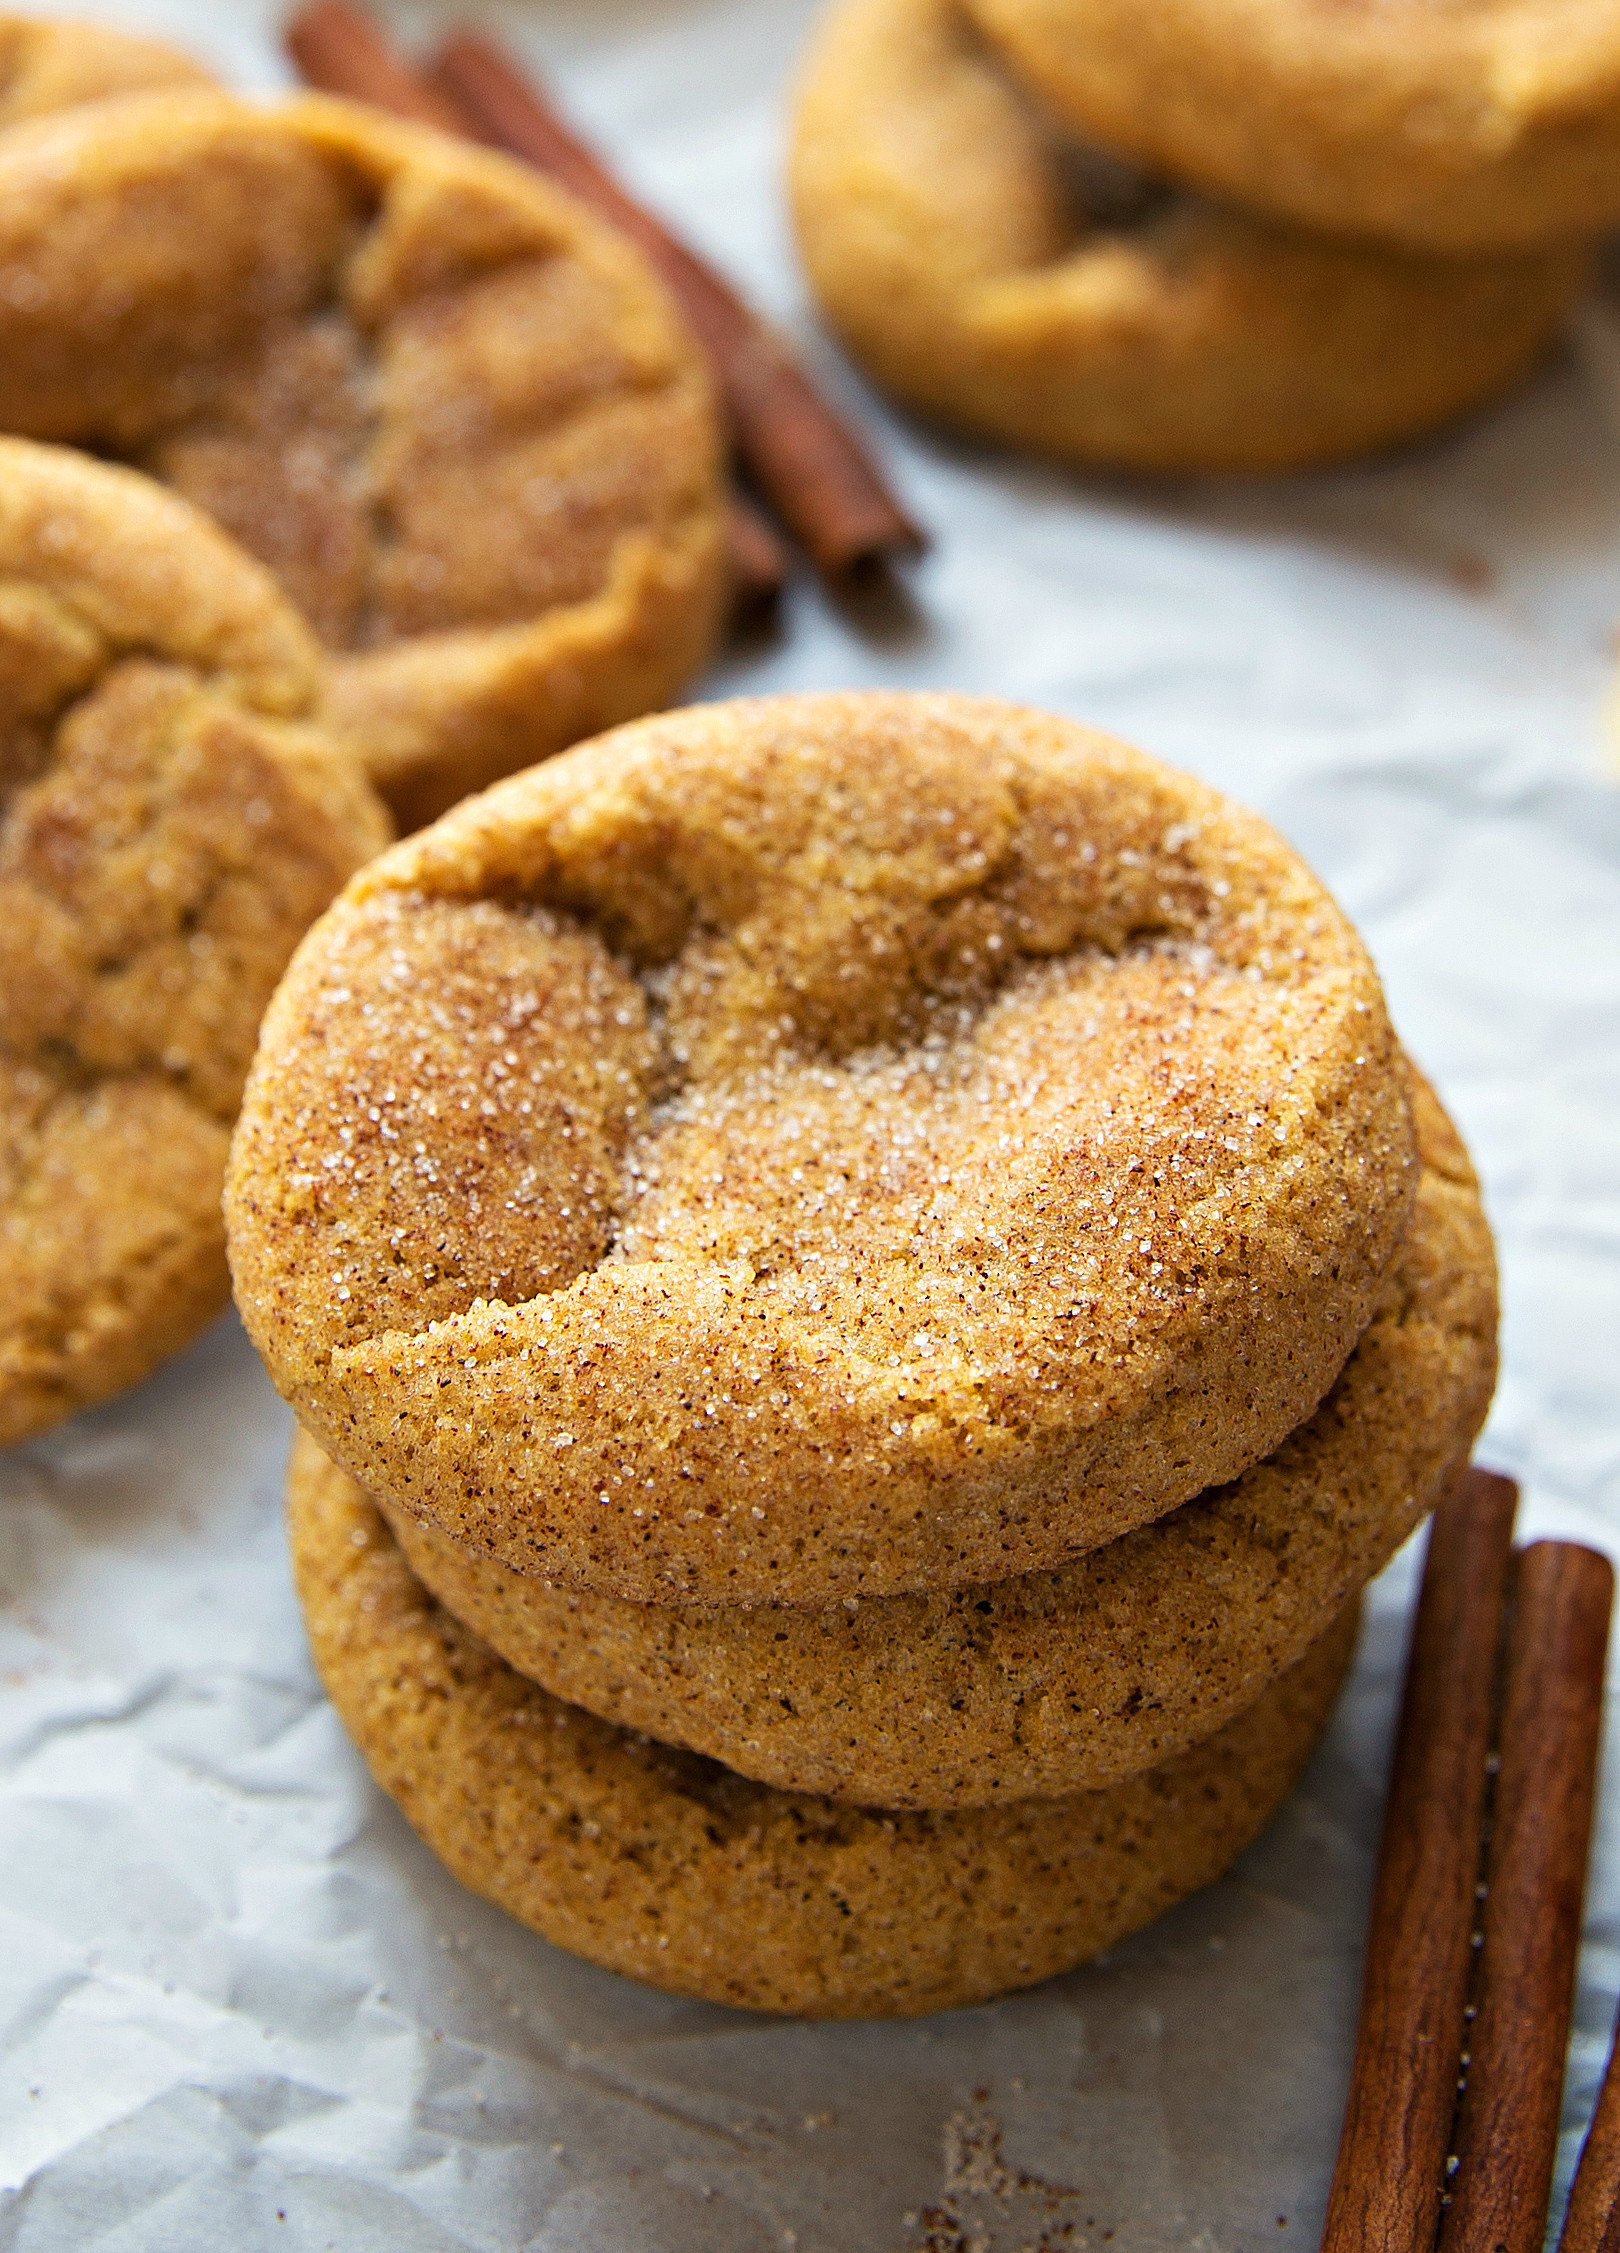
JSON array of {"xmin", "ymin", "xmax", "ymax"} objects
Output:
[
  {"xmin": 287, "ymin": 0, "xmax": 465, "ymax": 132},
  {"xmin": 1560, "ymin": 2003, "xmax": 1620, "ymax": 2253},
  {"xmin": 726, "ymin": 493, "xmax": 790, "ymax": 625},
  {"xmin": 1319, "ymin": 1466, "xmax": 1518, "ymax": 2253},
  {"xmin": 1438, "ymin": 1539, "xmax": 1613, "ymax": 2253}
]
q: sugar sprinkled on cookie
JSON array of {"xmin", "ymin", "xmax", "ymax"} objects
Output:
[{"xmin": 351, "ymin": 1068, "xmax": 1496, "ymax": 1806}]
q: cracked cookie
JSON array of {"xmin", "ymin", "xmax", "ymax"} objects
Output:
[
  {"xmin": 0, "ymin": 89, "xmax": 727, "ymax": 828},
  {"xmin": 296, "ymin": 1068, "xmax": 1494, "ymax": 1806},
  {"xmin": 291, "ymin": 1446, "xmax": 1360, "ymax": 2016},
  {"xmin": 0, "ymin": 13, "xmax": 209, "ymax": 129},
  {"xmin": 790, "ymin": 0, "xmax": 1587, "ymax": 475},
  {"xmin": 960, "ymin": 0, "xmax": 1620, "ymax": 254},
  {"xmin": 228, "ymin": 691, "xmax": 1416, "ymax": 1604},
  {"xmin": 0, "ymin": 437, "xmax": 389, "ymax": 1449}
]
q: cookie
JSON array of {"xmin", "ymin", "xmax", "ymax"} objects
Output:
[
  {"xmin": 960, "ymin": 0, "xmax": 1620, "ymax": 255},
  {"xmin": 292, "ymin": 1451, "xmax": 1359, "ymax": 2017},
  {"xmin": 0, "ymin": 438, "xmax": 389, "ymax": 1449},
  {"xmin": 0, "ymin": 13, "xmax": 208, "ymax": 129},
  {"xmin": 790, "ymin": 0, "xmax": 1587, "ymax": 476},
  {"xmin": 228, "ymin": 691, "xmax": 1416, "ymax": 1605},
  {"xmin": 310, "ymin": 1065, "xmax": 1492, "ymax": 1807},
  {"xmin": 0, "ymin": 89, "xmax": 727, "ymax": 828}
]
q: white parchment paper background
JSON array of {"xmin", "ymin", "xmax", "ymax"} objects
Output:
[{"xmin": 3, "ymin": 4, "xmax": 1620, "ymax": 2246}]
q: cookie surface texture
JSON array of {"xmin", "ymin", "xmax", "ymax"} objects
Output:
[
  {"xmin": 338, "ymin": 1067, "xmax": 1495, "ymax": 1806},
  {"xmin": 0, "ymin": 438, "xmax": 389, "ymax": 1448},
  {"xmin": 0, "ymin": 14, "xmax": 209, "ymax": 127},
  {"xmin": 0, "ymin": 90, "xmax": 727, "ymax": 826},
  {"xmin": 790, "ymin": 0, "xmax": 1587, "ymax": 476},
  {"xmin": 292, "ymin": 1452, "xmax": 1359, "ymax": 2017},
  {"xmin": 960, "ymin": 0, "xmax": 1620, "ymax": 253},
  {"xmin": 229, "ymin": 691, "xmax": 1416, "ymax": 1603}
]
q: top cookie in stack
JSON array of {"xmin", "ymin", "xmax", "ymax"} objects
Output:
[
  {"xmin": 788, "ymin": 0, "xmax": 1602, "ymax": 472},
  {"xmin": 227, "ymin": 691, "xmax": 1498, "ymax": 2016}
]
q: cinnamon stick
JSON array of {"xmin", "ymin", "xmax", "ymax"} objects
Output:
[
  {"xmin": 1319, "ymin": 1465, "xmax": 1519, "ymax": 2253},
  {"xmin": 726, "ymin": 493, "xmax": 790, "ymax": 626},
  {"xmin": 1438, "ymin": 1538, "xmax": 1613, "ymax": 2253},
  {"xmin": 430, "ymin": 28, "xmax": 926, "ymax": 579},
  {"xmin": 286, "ymin": 0, "xmax": 466, "ymax": 134},
  {"xmin": 1560, "ymin": 1999, "xmax": 1620, "ymax": 2253}
]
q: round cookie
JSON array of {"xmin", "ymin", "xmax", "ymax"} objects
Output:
[
  {"xmin": 0, "ymin": 89, "xmax": 727, "ymax": 828},
  {"xmin": 0, "ymin": 438, "xmax": 389, "ymax": 1449},
  {"xmin": 228, "ymin": 691, "xmax": 1417, "ymax": 1605},
  {"xmin": 961, "ymin": 0, "xmax": 1620, "ymax": 255},
  {"xmin": 0, "ymin": 14, "xmax": 209, "ymax": 128},
  {"xmin": 315, "ymin": 1065, "xmax": 1495, "ymax": 1807},
  {"xmin": 790, "ymin": 0, "xmax": 1588, "ymax": 477},
  {"xmin": 293, "ymin": 1454, "xmax": 1360, "ymax": 2017}
]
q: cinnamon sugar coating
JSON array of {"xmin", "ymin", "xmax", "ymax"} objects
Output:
[
  {"xmin": 0, "ymin": 438, "xmax": 389, "ymax": 1447},
  {"xmin": 291, "ymin": 1449, "xmax": 1359, "ymax": 2017},
  {"xmin": 334, "ymin": 1069, "xmax": 1494, "ymax": 1806},
  {"xmin": 0, "ymin": 90, "xmax": 727, "ymax": 826},
  {"xmin": 229, "ymin": 692, "xmax": 1416, "ymax": 1602},
  {"xmin": 791, "ymin": 0, "xmax": 1587, "ymax": 475},
  {"xmin": 0, "ymin": 14, "xmax": 209, "ymax": 130}
]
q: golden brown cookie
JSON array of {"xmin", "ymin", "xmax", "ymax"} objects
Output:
[
  {"xmin": 960, "ymin": 0, "xmax": 1620, "ymax": 255},
  {"xmin": 305, "ymin": 1066, "xmax": 1494, "ymax": 1807},
  {"xmin": 0, "ymin": 437, "xmax": 389, "ymax": 1449},
  {"xmin": 228, "ymin": 691, "xmax": 1417, "ymax": 1605},
  {"xmin": 292, "ymin": 1451, "xmax": 1359, "ymax": 2017},
  {"xmin": 790, "ymin": 0, "xmax": 1587, "ymax": 476},
  {"xmin": 0, "ymin": 14, "xmax": 209, "ymax": 129},
  {"xmin": 0, "ymin": 89, "xmax": 727, "ymax": 828}
]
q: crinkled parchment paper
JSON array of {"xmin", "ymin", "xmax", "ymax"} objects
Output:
[{"xmin": 3, "ymin": 4, "xmax": 1620, "ymax": 2247}]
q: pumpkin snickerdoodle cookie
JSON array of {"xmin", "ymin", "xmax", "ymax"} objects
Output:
[
  {"xmin": 0, "ymin": 13, "xmax": 209, "ymax": 129},
  {"xmin": 298, "ymin": 1067, "xmax": 1494, "ymax": 1807},
  {"xmin": 0, "ymin": 438, "xmax": 388, "ymax": 1450},
  {"xmin": 229, "ymin": 692, "xmax": 1416, "ymax": 1605},
  {"xmin": 790, "ymin": 0, "xmax": 1587, "ymax": 476},
  {"xmin": 961, "ymin": 0, "xmax": 1620, "ymax": 255},
  {"xmin": 292, "ymin": 1448, "xmax": 1360, "ymax": 2017},
  {"xmin": 0, "ymin": 89, "xmax": 726, "ymax": 828}
]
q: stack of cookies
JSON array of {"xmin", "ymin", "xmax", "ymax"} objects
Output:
[
  {"xmin": 224, "ymin": 691, "xmax": 1498, "ymax": 2018},
  {"xmin": 789, "ymin": 0, "xmax": 1617, "ymax": 473}
]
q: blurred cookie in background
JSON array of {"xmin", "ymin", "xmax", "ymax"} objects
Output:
[
  {"xmin": 960, "ymin": 0, "xmax": 1620, "ymax": 254},
  {"xmin": 0, "ymin": 10, "xmax": 210, "ymax": 131},
  {"xmin": 790, "ymin": 0, "xmax": 1589, "ymax": 474},
  {"xmin": 0, "ymin": 89, "xmax": 728, "ymax": 828}
]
